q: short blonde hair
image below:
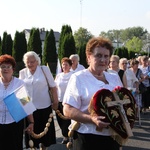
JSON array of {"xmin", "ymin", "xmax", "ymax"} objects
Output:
[{"xmin": 110, "ymin": 55, "xmax": 120, "ymax": 64}]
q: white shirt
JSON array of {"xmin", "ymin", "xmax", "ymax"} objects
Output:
[
  {"xmin": 55, "ymin": 71, "xmax": 73, "ymax": 102},
  {"xmin": 0, "ymin": 77, "xmax": 24, "ymax": 124},
  {"xmin": 19, "ymin": 66, "xmax": 56, "ymax": 109},
  {"xmin": 63, "ymin": 69, "xmax": 123, "ymax": 136},
  {"xmin": 125, "ymin": 69, "xmax": 138, "ymax": 90},
  {"xmin": 70, "ymin": 63, "xmax": 85, "ymax": 73}
]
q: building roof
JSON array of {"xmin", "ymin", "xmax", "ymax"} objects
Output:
[{"xmin": 24, "ymin": 28, "xmax": 60, "ymax": 42}]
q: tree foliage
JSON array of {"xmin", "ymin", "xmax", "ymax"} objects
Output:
[
  {"xmin": 1, "ymin": 32, "xmax": 8, "ymax": 54},
  {"xmin": 5, "ymin": 34, "xmax": 13, "ymax": 55},
  {"xmin": 78, "ymin": 43, "xmax": 88, "ymax": 68},
  {"xmin": 99, "ymin": 26, "xmax": 147, "ymax": 45},
  {"xmin": 12, "ymin": 31, "xmax": 27, "ymax": 62},
  {"xmin": 125, "ymin": 36, "xmax": 143, "ymax": 52},
  {"xmin": 74, "ymin": 27, "xmax": 93, "ymax": 50},
  {"xmin": 42, "ymin": 29, "xmax": 57, "ymax": 65},
  {"xmin": 114, "ymin": 47, "xmax": 129, "ymax": 59},
  {"xmin": 27, "ymin": 28, "xmax": 42, "ymax": 59},
  {"xmin": 58, "ymin": 24, "xmax": 73, "ymax": 60},
  {"xmin": 61, "ymin": 33, "xmax": 76, "ymax": 58}
]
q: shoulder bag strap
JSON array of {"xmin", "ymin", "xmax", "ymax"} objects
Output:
[
  {"xmin": 41, "ymin": 66, "xmax": 49, "ymax": 87},
  {"xmin": 41, "ymin": 66, "xmax": 53, "ymax": 102}
]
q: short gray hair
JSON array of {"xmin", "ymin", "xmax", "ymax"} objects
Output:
[
  {"xmin": 69, "ymin": 54, "xmax": 80, "ymax": 62},
  {"xmin": 23, "ymin": 51, "xmax": 41, "ymax": 66}
]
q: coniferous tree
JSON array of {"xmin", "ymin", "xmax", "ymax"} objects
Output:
[
  {"xmin": 1, "ymin": 32, "xmax": 8, "ymax": 54},
  {"xmin": 42, "ymin": 29, "xmax": 57, "ymax": 65},
  {"xmin": 42, "ymin": 30, "xmax": 49, "ymax": 65},
  {"xmin": 78, "ymin": 43, "xmax": 88, "ymax": 68},
  {"xmin": 12, "ymin": 31, "xmax": 27, "ymax": 62},
  {"xmin": 61, "ymin": 33, "xmax": 76, "ymax": 58},
  {"xmin": 5, "ymin": 34, "xmax": 13, "ymax": 55},
  {"xmin": 27, "ymin": 28, "xmax": 42, "ymax": 59},
  {"xmin": 27, "ymin": 28, "xmax": 35, "ymax": 51},
  {"xmin": 20, "ymin": 31, "xmax": 27, "ymax": 57},
  {"xmin": 12, "ymin": 31, "xmax": 22, "ymax": 62},
  {"xmin": 58, "ymin": 25, "xmax": 73, "ymax": 60}
]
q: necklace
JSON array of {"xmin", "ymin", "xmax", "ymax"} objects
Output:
[
  {"xmin": 1, "ymin": 77, "xmax": 13, "ymax": 89},
  {"xmin": 88, "ymin": 68, "xmax": 108, "ymax": 83}
]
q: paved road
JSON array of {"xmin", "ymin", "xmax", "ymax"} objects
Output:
[
  {"xmin": 24, "ymin": 111, "xmax": 150, "ymax": 150},
  {"xmin": 122, "ymin": 111, "xmax": 150, "ymax": 150}
]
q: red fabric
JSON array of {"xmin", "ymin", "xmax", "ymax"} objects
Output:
[{"xmin": 89, "ymin": 87, "xmax": 136, "ymax": 139}]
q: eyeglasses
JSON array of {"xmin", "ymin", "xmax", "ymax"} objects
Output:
[
  {"xmin": 122, "ymin": 63, "xmax": 127, "ymax": 65},
  {"xmin": 26, "ymin": 60, "xmax": 37, "ymax": 64},
  {"xmin": 0, "ymin": 66, "xmax": 13, "ymax": 70}
]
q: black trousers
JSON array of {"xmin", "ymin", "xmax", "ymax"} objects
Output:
[
  {"xmin": 56, "ymin": 102, "xmax": 71, "ymax": 137},
  {"xmin": 25, "ymin": 106, "xmax": 56, "ymax": 148},
  {"xmin": 73, "ymin": 132, "xmax": 120, "ymax": 150},
  {"xmin": 0, "ymin": 120, "xmax": 24, "ymax": 150}
]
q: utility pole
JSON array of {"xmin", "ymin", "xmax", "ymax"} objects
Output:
[{"xmin": 80, "ymin": 0, "xmax": 83, "ymax": 27}]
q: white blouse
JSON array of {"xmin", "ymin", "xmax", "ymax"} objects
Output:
[
  {"xmin": 0, "ymin": 77, "xmax": 24, "ymax": 124},
  {"xmin": 70, "ymin": 63, "xmax": 85, "ymax": 73},
  {"xmin": 19, "ymin": 66, "xmax": 56, "ymax": 109},
  {"xmin": 63, "ymin": 69, "xmax": 123, "ymax": 136},
  {"xmin": 125, "ymin": 69, "xmax": 138, "ymax": 90},
  {"xmin": 55, "ymin": 71, "xmax": 73, "ymax": 102}
]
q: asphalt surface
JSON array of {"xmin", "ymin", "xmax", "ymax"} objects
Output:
[{"xmin": 24, "ymin": 110, "xmax": 150, "ymax": 150}]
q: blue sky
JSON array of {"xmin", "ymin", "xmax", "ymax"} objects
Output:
[{"xmin": 0, "ymin": 0, "xmax": 150, "ymax": 39}]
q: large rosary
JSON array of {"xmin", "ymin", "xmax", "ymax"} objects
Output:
[{"xmin": 29, "ymin": 110, "xmax": 68, "ymax": 149}]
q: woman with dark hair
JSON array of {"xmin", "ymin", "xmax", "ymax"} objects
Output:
[
  {"xmin": 0, "ymin": 54, "xmax": 34, "ymax": 150},
  {"xmin": 139, "ymin": 56, "xmax": 150, "ymax": 113}
]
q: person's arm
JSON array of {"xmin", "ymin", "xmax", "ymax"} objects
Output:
[
  {"xmin": 51, "ymin": 86, "xmax": 58, "ymax": 110},
  {"xmin": 25, "ymin": 114, "xmax": 34, "ymax": 134},
  {"xmin": 122, "ymin": 73, "xmax": 128, "ymax": 88},
  {"xmin": 63, "ymin": 104, "xmax": 110, "ymax": 130}
]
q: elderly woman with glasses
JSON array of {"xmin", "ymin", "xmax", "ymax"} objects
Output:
[
  {"xmin": 119, "ymin": 58, "xmax": 139, "ymax": 93},
  {"xmin": 0, "ymin": 54, "xmax": 34, "ymax": 150},
  {"xmin": 63, "ymin": 37, "xmax": 123, "ymax": 150}
]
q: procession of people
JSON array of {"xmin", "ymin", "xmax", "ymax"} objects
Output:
[{"xmin": 0, "ymin": 36, "xmax": 150, "ymax": 150}]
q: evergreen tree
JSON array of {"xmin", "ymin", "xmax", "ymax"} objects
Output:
[
  {"xmin": 61, "ymin": 33, "xmax": 76, "ymax": 59},
  {"xmin": 5, "ymin": 34, "xmax": 13, "ymax": 55},
  {"xmin": 42, "ymin": 30, "xmax": 49, "ymax": 65},
  {"xmin": 1, "ymin": 32, "xmax": 7, "ymax": 54},
  {"xmin": 58, "ymin": 25, "xmax": 73, "ymax": 60},
  {"xmin": 78, "ymin": 43, "xmax": 88, "ymax": 68},
  {"xmin": 27, "ymin": 28, "xmax": 35, "ymax": 51},
  {"xmin": 42, "ymin": 29, "xmax": 57, "ymax": 65},
  {"xmin": 12, "ymin": 31, "xmax": 27, "ymax": 62},
  {"xmin": 27, "ymin": 28, "xmax": 42, "ymax": 59}
]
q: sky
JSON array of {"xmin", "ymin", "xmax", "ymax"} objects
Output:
[{"xmin": 0, "ymin": 0, "xmax": 150, "ymax": 39}]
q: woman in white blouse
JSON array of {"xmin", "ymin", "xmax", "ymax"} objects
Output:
[
  {"xmin": 55, "ymin": 57, "xmax": 73, "ymax": 144},
  {"xmin": 0, "ymin": 54, "xmax": 34, "ymax": 150},
  {"xmin": 19, "ymin": 51, "xmax": 58, "ymax": 150},
  {"xmin": 69, "ymin": 54, "xmax": 85, "ymax": 72},
  {"xmin": 119, "ymin": 58, "xmax": 139, "ymax": 92},
  {"xmin": 63, "ymin": 37, "xmax": 123, "ymax": 150}
]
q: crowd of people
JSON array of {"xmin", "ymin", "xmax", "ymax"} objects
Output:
[{"xmin": 0, "ymin": 36, "xmax": 150, "ymax": 150}]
